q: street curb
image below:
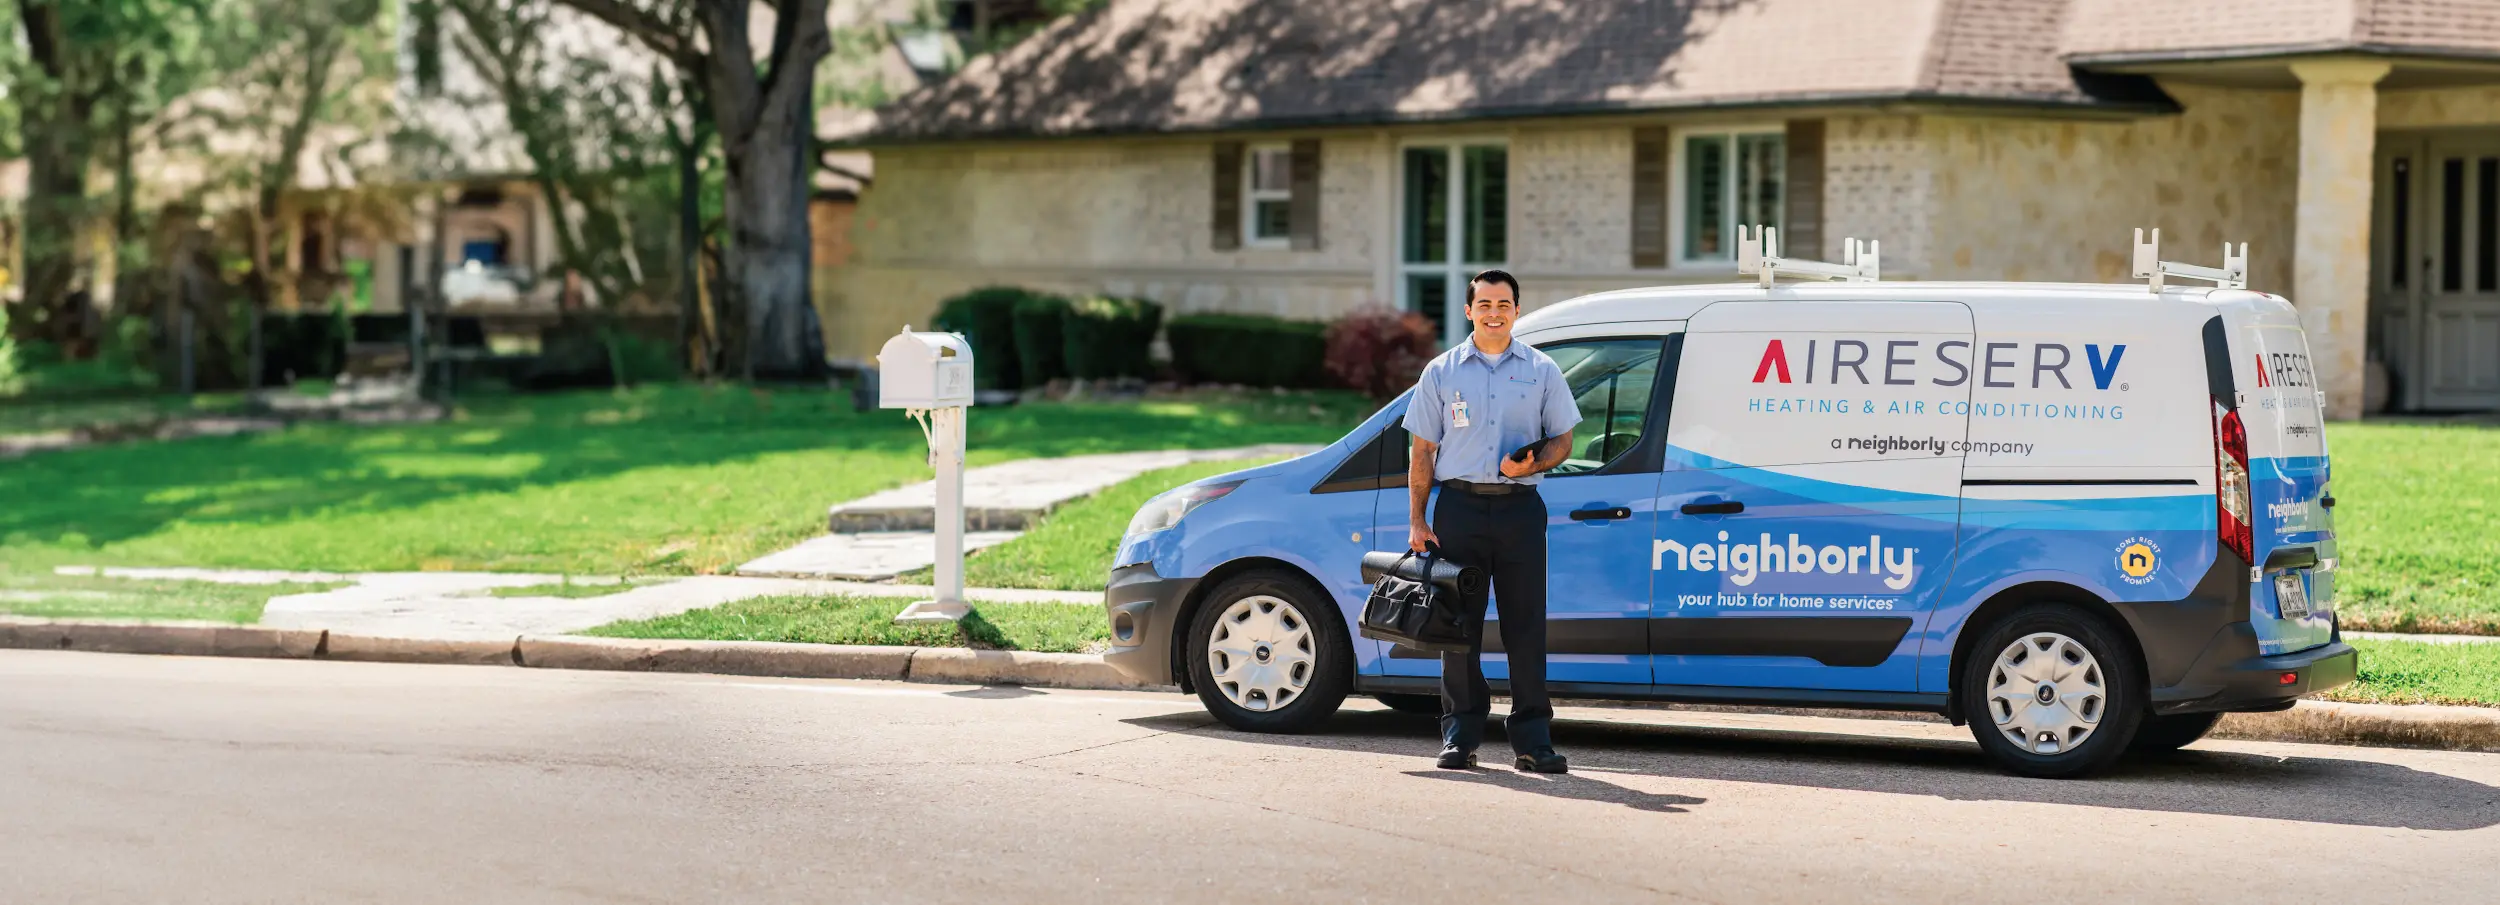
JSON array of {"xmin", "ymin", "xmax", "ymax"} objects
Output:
[
  {"xmin": 906, "ymin": 647, "xmax": 1158, "ymax": 691},
  {"xmin": 2216, "ymin": 700, "xmax": 2500, "ymax": 752},
  {"xmin": 4, "ymin": 620, "xmax": 2491, "ymax": 751},
  {"xmin": 323, "ymin": 633, "xmax": 520, "ymax": 667},
  {"xmin": 513, "ymin": 635, "xmax": 914, "ymax": 681}
]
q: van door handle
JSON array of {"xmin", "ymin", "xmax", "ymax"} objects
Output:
[
  {"xmin": 1680, "ymin": 501, "xmax": 1744, "ymax": 516},
  {"xmin": 1569, "ymin": 506, "xmax": 1631, "ymax": 522}
]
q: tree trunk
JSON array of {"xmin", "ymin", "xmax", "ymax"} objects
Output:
[
  {"xmin": 719, "ymin": 108, "xmax": 824, "ymax": 380},
  {"xmin": 11, "ymin": 0, "xmax": 99, "ymax": 354}
]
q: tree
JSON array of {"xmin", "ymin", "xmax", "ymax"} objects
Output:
[
  {"xmin": 556, "ymin": 0, "xmax": 830, "ymax": 379},
  {"xmin": 6, "ymin": 0, "xmax": 205, "ymax": 356}
]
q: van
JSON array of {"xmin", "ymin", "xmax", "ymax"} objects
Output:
[{"xmin": 1099, "ymin": 233, "xmax": 2355, "ymax": 778}]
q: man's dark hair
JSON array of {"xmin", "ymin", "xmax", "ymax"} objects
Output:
[{"xmin": 1467, "ymin": 269, "xmax": 1520, "ymax": 305}]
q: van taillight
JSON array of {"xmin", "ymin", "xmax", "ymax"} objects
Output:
[{"xmin": 2214, "ymin": 406, "xmax": 2253, "ymax": 563}]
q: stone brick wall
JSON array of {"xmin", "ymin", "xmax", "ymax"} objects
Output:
[
  {"xmin": 1824, "ymin": 115, "xmax": 1935, "ymax": 274},
  {"xmin": 1511, "ymin": 126, "xmax": 1633, "ymax": 275},
  {"xmin": 1927, "ymin": 84, "xmax": 2299, "ymax": 292},
  {"xmin": 2380, "ymin": 84, "xmax": 2500, "ymax": 129},
  {"xmin": 828, "ymin": 138, "xmax": 1378, "ymax": 358}
]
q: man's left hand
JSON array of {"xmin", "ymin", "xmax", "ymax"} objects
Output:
[{"xmin": 1499, "ymin": 452, "xmax": 1535, "ymax": 478}]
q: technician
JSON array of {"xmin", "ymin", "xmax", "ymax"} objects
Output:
[{"xmin": 1402, "ymin": 269, "xmax": 1579, "ymax": 774}]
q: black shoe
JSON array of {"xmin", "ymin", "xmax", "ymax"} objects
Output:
[
  {"xmin": 1435, "ymin": 747, "xmax": 1479, "ymax": 769},
  {"xmin": 1514, "ymin": 748, "xmax": 1569, "ymax": 774}
]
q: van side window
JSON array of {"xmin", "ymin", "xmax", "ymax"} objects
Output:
[
  {"xmin": 1313, "ymin": 413, "xmax": 1410, "ymax": 493},
  {"xmin": 1539, "ymin": 338, "xmax": 1668, "ymax": 476}
]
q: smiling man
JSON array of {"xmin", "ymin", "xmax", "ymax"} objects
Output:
[{"xmin": 1401, "ymin": 269, "xmax": 1580, "ymax": 774}]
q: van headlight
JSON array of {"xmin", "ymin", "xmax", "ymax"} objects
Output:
[{"xmin": 1123, "ymin": 480, "xmax": 1244, "ymax": 542}]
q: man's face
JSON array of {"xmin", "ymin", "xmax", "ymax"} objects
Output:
[{"xmin": 1465, "ymin": 280, "xmax": 1519, "ymax": 339}]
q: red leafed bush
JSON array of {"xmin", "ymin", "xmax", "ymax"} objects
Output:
[{"xmin": 1324, "ymin": 306, "xmax": 1439, "ymax": 399}]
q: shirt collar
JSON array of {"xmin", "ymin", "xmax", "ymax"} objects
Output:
[{"xmin": 1456, "ymin": 337, "xmax": 1525, "ymax": 367}]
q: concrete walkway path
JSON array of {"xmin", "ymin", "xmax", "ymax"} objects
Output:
[
  {"xmin": 57, "ymin": 566, "xmax": 1097, "ymax": 641},
  {"xmin": 2347, "ymin": 630, "xmax": 2500, "ymax": 645},
  {"xmin": 736, "ymin": 443, "xmax": 1319, "ymax": 580}
]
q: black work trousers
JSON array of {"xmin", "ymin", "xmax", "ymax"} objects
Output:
[{"xmin": 1431, "ymin": 484, "xmax": 1552, "ymax": 754}]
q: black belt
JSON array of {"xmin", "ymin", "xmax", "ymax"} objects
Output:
[{"xmin": 1441, "ymin": 479, "xmax": 1530, "ymax": 496}]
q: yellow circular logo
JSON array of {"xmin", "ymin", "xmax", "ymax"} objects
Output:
[{"xmin": 2115, "ymin": 537, "xmax": 2162, "ymax": 585}]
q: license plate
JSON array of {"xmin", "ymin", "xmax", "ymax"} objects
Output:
[{"xmin": 2275, "ymin": 571, "xmax": 2311, "ymax": 620}]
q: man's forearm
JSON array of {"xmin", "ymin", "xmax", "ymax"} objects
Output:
[
  {"xmin": 1409, "ymin": 439, "xmax": 1436, "ymax": 523},
  {"xmin": 1529, "ymin": 430, "xmax": 1574, "ymax": 474}
]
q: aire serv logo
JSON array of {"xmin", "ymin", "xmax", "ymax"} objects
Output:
[
  {"xmin": 1653, "ymin": 530, "xmax": 1917, "ymax": 590},
  {"xmin": 1750, "ymin": 339, "xmax": 2128, "ymax": 390}
]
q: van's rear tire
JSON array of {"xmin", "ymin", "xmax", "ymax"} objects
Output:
[
  {"xmin": 1373, "ymin": 693, "xmax": 1440, "ymax": 715},
  {"xmin": 1185, "ymin": 570, "xmax": 1352, "ymax": 734},
  {"xmin": 1957, "ymin": 604, "xmax": 2145, "ymax": 779},
  {"xmin": 2129, "ymin": 712, "xmax": 2224, "ymax": 755}
]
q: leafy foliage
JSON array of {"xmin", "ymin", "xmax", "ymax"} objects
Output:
[
  {"xmin": 1167, "ymin": 314, "xmax": 1332, "ymax": 388},
  {"xmin": 1324, "ymin": 306, "xmax": 1439, "ymax": 400}
]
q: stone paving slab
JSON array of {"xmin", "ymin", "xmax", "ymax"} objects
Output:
[
  {"xmin": 736, "ymin": 530, "xmax": 1022, "ymax": 581},
  {"xmin": 826, "ymin": 444, "xmax": 1319, "ymax": 532}
]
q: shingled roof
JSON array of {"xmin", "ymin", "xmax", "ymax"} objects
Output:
[
  {"xmin": 836, "ymin": 0, "xmax": 2174, "ymax": 144},
  {"xmin": 2063, "ymin": 0, "xmax": 2500, "ymax": 63}
]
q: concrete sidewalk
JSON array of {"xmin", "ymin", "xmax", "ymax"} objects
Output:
[
  {"xmin": 736, "ymin": 444, "xmax": 1319, "ymax": 581},
  {"xmin": 56, "ymin": 566, "xmax": 1098, "ymax": 640}
]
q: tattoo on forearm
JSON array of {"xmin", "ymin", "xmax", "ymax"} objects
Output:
[
  {"xmin": 1409, "ymin": 439, "xmax": 1435, "ymax": 521},
  {"xmin": 1534, "ymin": 431, "xmax": 1574, "ymax": 474}
]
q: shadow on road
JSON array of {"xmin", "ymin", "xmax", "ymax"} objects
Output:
[
  {"xmin": 1125, "ymin": 708, "xmax": 2500, "ymax": 831},
  {"xmin": 1404, "ymin": 768, "xmax": 1709, "ymax": 813}
]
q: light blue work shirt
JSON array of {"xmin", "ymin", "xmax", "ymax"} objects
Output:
[{"xmin": 1402, "ymin": 336, "xmax": 1581, "ymax": 485}]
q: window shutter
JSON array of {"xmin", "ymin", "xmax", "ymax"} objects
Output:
[
  {"xmin": 1631, "ymin": 127, "xmax": 1668, "ymax": 268},
  {"xmin": 1289, "ymin": 138, "xmax": 1322, "ymax": 251},
  {"xmin": 1212, "ymin": 141, "xmax": 1243, "ymax": 251},
  {"xmin": 1784, "ymin": 119, "xmax": 1825, "ymax": 260}
]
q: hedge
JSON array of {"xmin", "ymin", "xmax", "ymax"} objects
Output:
[
  {"xmin": 1165, "ymin": 313, "xmax": 1331, "ymax": 388},
  {"xmin": 1061, "ymin": 295, "xmax": 1162, "ymax": 380},
  {"xmin": 1011, "ymin": 294, "xmax": 1072, "ymax": 385},
  {"xmin": 930, "ymin": 286, "xmax": 1029, "ymax": 390}
]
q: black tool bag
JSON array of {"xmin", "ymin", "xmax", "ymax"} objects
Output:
[{"xmin": 1356, "ymin": 550, "xmax": 1483, "ymax": 654}]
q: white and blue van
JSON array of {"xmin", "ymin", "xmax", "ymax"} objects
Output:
[{"xmin": 1100, "ymin": 233, "xmax": 2355, "ymax": 778}]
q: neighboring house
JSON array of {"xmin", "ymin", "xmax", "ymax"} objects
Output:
[{"xmin": 827, "ymin": 0, "xmax": 2500, "ymax": 417}]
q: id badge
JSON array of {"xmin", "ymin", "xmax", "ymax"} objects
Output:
[{"xmin": 1449, "ymin": 393, "xmax": 1470, "ymax": 429}]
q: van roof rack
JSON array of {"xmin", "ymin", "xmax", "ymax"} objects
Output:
[
  {"xmin": 2131, "ymin": 227, "xmax": 2248, "ymax": 293},
  {"xmin": 1737, "ymin": 225, "xmax": 1880, "ymax": 288}
]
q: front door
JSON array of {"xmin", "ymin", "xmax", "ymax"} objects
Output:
[
  {"xmin": 2413, "ymin": 138, "xmax": 2500, "ymax": 410},
  {"xmin": 1649, "ymin": 301, "xmax": 1975, "ymax": 693}
]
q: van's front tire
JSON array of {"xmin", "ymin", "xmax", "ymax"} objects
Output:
[
  {"xmin": 1958, "ymin": 604, "xmax": 2145, "ymax": 779},
  {"xmin": 1185, "ymin": 571, "xmax": 1351, "ymax": 734}
]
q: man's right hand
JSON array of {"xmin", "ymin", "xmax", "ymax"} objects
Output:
[{"xmin": 1409, "ymin": 522, "xmax": 1437, "ymax": 553}]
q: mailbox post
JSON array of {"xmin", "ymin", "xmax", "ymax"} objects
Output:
[{"xmin": 877, "ymin": 327, "xmax": 976, "ymax": 624}]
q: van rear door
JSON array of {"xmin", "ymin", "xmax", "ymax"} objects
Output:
[{"xmin": 2216, "ymin": 297, "xmax": 2337, "ymax": 655}]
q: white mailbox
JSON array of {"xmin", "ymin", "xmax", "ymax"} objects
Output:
[{"xmin": 877, "ymin": 327, "xmax": 975, "ymax": 409}]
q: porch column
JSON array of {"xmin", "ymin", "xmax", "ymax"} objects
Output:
[{"xmin": 2290, "ymin": 59, "xmax": 2391, "ymax": 420}]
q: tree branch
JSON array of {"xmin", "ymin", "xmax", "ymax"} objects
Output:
[
  {"xmin": 556, "ymin": 0, "xmax": 703, "ymax": 70},
  {"xmin": 814, "ymin": 146, "xmax": 871, "ymax": 187}
]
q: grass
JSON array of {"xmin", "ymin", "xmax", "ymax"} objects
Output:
[
  {"xmin": 0, "ymin": 384, "xmax": 1372, "ymax": 577},
  {"xmin": 585, "ymin": 594, "xmax": 1110, "ymax": 653},
  {"xmin": 487, "ymin": 579, "xmax": 638, "ymax": 599},
  {"xmin": 0, "ymin": 570, "xmax": 343, "ymax": 623},
  {"xmin": 906, "ymin": 456, "xmax": 1291, "ymax": 592},
  {"xmin": 2324, "ymin": 421, "xmax": 2500, "ymax": 634},
  {"xmin": 2321, "ymin": 638, "xmax": 2500, "ymax": 708}
]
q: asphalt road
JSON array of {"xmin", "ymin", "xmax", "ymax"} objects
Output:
[{"xmin": 4, "ymin": 651, "xmax": 2497, "ymax": 904}]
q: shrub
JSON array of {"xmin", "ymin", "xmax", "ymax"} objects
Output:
[
  {"xmin": 930, "ymin": 286, "xmax": 1028, "ymax": 390},
  {"xmin": 1011, "ymin": 293, "xmax": 1072, "ymax": 385},
  {"xmin": 1061, "ymin": 295, "xmax": 1162, "ymax": 380},
  {"xmin": 1324, "ymin": 306, "xmax": 1439, "ymax": 399},
  {"xmin": 1165, "ymin": 313, "xmax": 1330, "ymax": 387}
]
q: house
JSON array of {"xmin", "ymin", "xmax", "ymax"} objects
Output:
[{"xmin": 825, "ymin": 0, "xmax": 2500, "ymax": 417}]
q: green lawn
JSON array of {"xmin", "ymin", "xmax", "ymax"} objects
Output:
[
  {"xmin": 2323, "ymin": 638, "xmax": 2500, "ymax": 708},
  {"xmin": 0, "ymin": 570, "xmax": 343, "ymax": 623},
  {"xmin": 0, "ymin": 393, "xmax": 250, "ymax": 437},
  {"xmin": 0, "ymin": 384, "xmax": 1371, "ymax": 577},
  {"xmin": 912, "ymin": 457, "xmax": 1290, "ymax": 592},
  {"xmin": 585, "ymin": 594, "xmax": 1110, "ymax": 653},
  {"xmin": 2324, "ymin": 421, "xmax": 2500, "ymax": 634}
]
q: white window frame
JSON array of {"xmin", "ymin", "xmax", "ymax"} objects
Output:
[
  {"xmin": 1395, "ymin": 138, "xmax": 1510, "ymax": 342},
  {"xmin": 1669, "ymin": 124, "xmax": 1785, "ymax": 268},
  {"xmin": 1243, "ymin": 143, "xmax": 1294, "ymax": 249}
]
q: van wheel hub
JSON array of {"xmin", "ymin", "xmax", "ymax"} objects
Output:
[
  {"xmin": 1207, "ymin": 595, "xmax": 1314, "ymax": 713},
  {"xmin": 1986, "ymin": 632, "xmax": 2106, "ymax": 756}
]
